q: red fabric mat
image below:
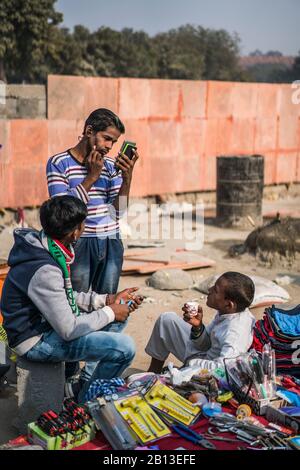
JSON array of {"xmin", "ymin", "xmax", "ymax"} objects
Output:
[
  {"xmin": 9, "ymin": 408, "xmax": 269, "ymax": 451},
  {"xmin": 74, "ymin": 408, "xmax": 269, "ymax": 451}
]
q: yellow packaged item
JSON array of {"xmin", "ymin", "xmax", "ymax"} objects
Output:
[
  {"xmin": 115, "ymin": 393, "xmax": 171, "ymax": 444},
  {"xmin": 144, "ymin": 380, "xmax": 201, "ymax": 426}
]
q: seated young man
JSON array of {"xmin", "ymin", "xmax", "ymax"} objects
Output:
[
  {"xmin": 0, "ymin": 196, "xmax": 142, "ymax": 403},
  {"xmin": 145, "ymin": 272, "xmax": 255, "ymax": 373}
]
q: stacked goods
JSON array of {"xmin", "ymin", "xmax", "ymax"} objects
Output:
[{"xmin": 252, "ymin": 305, "xmax": 300, "ymax": 377}]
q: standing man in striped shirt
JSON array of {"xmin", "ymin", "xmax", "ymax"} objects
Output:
[{"xmin": 46, "ymin": 108, "xmax": 139, "ymax": 383}]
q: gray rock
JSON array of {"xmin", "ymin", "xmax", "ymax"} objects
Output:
[
  {"xmin": 148, "ymin": 269, "xmax": 193, "ymax": 290},
  {"xmin": 14, "ymin": 357, "xmax": 65, "ymax": 434}
]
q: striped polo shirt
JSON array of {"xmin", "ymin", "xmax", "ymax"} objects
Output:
[{"xmin": 46, "ymin": 150, "xmax": 123, "ymax": 238}]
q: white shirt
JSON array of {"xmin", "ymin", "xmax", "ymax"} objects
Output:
[{"xmin": 188, "ymin": 308, "xmax": 256, "ymax": 370}]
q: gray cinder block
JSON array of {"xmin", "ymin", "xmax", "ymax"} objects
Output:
[{"xmin": 14, "ymin": 357, "xmax": 65, "ymax": 434}]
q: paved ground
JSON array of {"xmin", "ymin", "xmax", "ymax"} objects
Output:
[{"xmin": 0, "ymin": 196, "xmax": 299, "ymax": 444}]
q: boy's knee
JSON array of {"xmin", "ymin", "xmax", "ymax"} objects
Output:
[
  {"xmin": 159, "ymin": 311, "xmax": 178, "ymax": 326},
  {"xmin": 120, "ymin": 334, "xmax": 136, "ymax": 361}
]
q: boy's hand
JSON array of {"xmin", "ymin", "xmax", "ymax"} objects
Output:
[
  {"xmin": 85, "ymin": 145, "xmax": 104, "ymax": 182},
  {"xmin": 182, "ymin": 304, "xmax": 203, "ymax": 328},
  {"xmin": 109, "ymin": 302, "xmax": 137, "ymax": 322},
  {"xmin": 107, "ymin": 288, "xmax": 144, "ymax": 309},
  {"xmin": 115, "ymin": 287, "xmax": 139, "ymax": 304}
]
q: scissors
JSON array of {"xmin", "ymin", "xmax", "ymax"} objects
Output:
[{"xmin": 171, "ymin": 423, "xmax": 216, "ymax": 450}]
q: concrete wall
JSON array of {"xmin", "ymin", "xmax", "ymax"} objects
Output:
[
  {"xmin": 0, "ymin": 84, "xmax": 46, "ymax": 120},
  {"xmin": 0, "ymin": 75, "xmax": 299, "ymax": 208}
]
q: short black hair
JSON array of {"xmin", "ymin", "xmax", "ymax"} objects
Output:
[
  {"xmin": 220, "ymin": 272, "xmax": 255, "ymax": 312},
  {"xmin": 83, "ymin": 108, "xmax": 125, "ymax": 134},
  {"xmin": 40, "ymin": 196, "xmax": 88, "ymax": 240}
]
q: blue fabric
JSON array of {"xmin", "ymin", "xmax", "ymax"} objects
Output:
[
  {"xmin": 276, "ymin": 387, "xmax": 300, "ymax": 406},
  {"xmin": 70, "ymin": 233, "xmax": 124, "ymax": 294},
  {"xmin": 84, "ymin": 377, "xmax": 125, "ymax": 402},
  {"xmin": 80, "ymin": 317, "xmax": 128, "ymax": 383},
  {"xmin": 280, "ymin": 407, "xmax": 300, "ymax": 416},
  {"xmin": 24, "ymin": 328, "xmax": 135, "ymax": 403},
  {"xmin": 271, "ymin": 307, "xmax": 300, "ymax": 337}
]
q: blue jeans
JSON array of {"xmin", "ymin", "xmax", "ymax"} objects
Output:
[
  {"xmin": 70, "ymin": 233, "xmax": 124, "ymax": 294},
  {"xmin": 68, "ymin": 233, "xmax": 124, "ymax": 380},
  {"xmin": 24, "ymin": 326, "xmax": 135, "ymax": 403}
]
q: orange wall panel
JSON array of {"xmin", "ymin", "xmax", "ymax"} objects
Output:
[
  {"xmin": 0, "ymin": 120, "xmax": 11, "ymax": 165},
  {"xmin": 119, "ymin": 78, "xmax": 150, "ymax": 119},
  {"xmin": 297, "ymin": 152, "xmax": 300, "ymax": 182},
  {"xmin": 254, "ymin": 117, "xmax": 278, "ymax": 152},
  {"xmin": 147, "ymin": 120, "xmax": 180, "ymax": 160},
  {"xmin": 0, "ymin": 164, "xmax": 14, "ymax": 207},
  {"xmin": 149, "ymin": 79, "xmax": 181, "ymax": 119},
  {"xmin": 276, "ymin": 151, "xmax": 298, "ymax": 184},
  {"xmin": 263, "ymin": 152, "xmax": 277, "ymax": 185},
  {"xmin": 231, "ymin": 83, "xmax": 258, "ymax": 119},
  {"xmin": 179, "ymin": 81, "xmax": 207, "ymax": 119},
  {"xmin": 206, "ymin": 81, "xmax": 233, "ymax": 119},
  {"xmin": 256, "ymin": 84, "xmax": 280, "ymax": 118},
  {"xmin": 279, "ymin": 85, "xmax": 300, "ymax": 118},
  {"xmin": 176, "ymin": 158, "xmax": 203, "ymax": 193},
  {"xmin": 10, "ymin": 120, "xmax": 48, "ymax": 167},
  {"xmin": 48, "ymin": 120, "xmax": 84, "ymax": 158},
  {"xmin": 1, "ymin": 77, "xmax": 300, "ymax": 207},
  {"xmin": 278, "ymin": 116, "xmax": 300, "ymax": 150},
  {"xmin": 203, "ymin": 155, "xmax": 217, "ymax": 191},
  {"xmin": 178, "ymin": 118, "xmax": 206, "ymax": 158},
  {"xmin": 215, "ymin": 118, "xmax": 234, "ymax": 155},
  {"xmin": 84, "ymin": 77, "xmax": 119, "ymax": 117},
  {"xmin": 150, "ymin": 158, "xmax": 179, "ymax": 194},
  {"xmin": 122, "ymin": 118, "xmax": 150, "ymax": 197},
  {"xmin": 230, "ymin": 118, "xmax": 256, "ymax": 154},
  {"xmin": 47, "ymin": 75, "xmax": 87, "ymax": 120},
  {"xmin": 12, "ymin": 165, "xmax": 48, "ymax": 206}
]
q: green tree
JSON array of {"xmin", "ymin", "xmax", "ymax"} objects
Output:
[
  {"xmin": 152, "ymin": 25, "xmax": 245, "ymax": 81},
  {"xmin": 88, "ymin": 27, "xmax": 157, "ymax": 78},
  {"xmin": 0, "ymin": 0, "xmax": 63, "ymax": 82},
  {"xmin": 153, "ymin": 25, "xmax": 205, "ymax": 79},
  {"xmin": 202, "ymin": 29, "xmax": 246, "ymax": 81},
  {"xmin": 289, "ymin": 50, "xmax": 300, "ymax": 81}
]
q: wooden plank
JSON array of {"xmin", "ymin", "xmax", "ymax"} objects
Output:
[
  {"xmin": 122, "ymin": 256, "xmax": 215, "ymax": 274},
  {"xmin": 124, "ymin": 249, "xmax": 157, "ymax": 258},
  {"xmin": 138, "ymin": 259, "xmax": 214, "ymax": 274},
  {"xmin": 124, "ymin": 257, "xmax": 170, "ymax": 264}
]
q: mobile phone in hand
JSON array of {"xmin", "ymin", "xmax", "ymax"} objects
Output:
[
  {"xmin": 111, "ymin": 140, "xmax": 137, "ymax": 177},
  {"xmin": 120, "ymin": 140, "xmax": 137, "ymax": 160}
]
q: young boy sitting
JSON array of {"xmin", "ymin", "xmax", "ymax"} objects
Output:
[
  {"xmin": 146, "ymin": 272, "xmax": 255, "ymax": 373},
  {"xmin": 1, "ymin": 195, "xmax": 142, "ymax": 402}
]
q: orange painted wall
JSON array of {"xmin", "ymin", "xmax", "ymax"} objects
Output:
[{"xmin": 0, "ymin": 75, "xmax": 299, "ymax": 207}]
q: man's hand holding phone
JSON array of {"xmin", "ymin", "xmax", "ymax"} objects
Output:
[{"xmin": 113, "ymin": 141, "xmax": 139, "ymax": 181}]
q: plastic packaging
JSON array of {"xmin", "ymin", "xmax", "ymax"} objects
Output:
[{"xmin": 87, "ymin": 400, "xmax": 137, "ymax": 450}]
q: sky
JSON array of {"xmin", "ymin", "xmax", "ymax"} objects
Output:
[{"xmin": 56, "ymin": 0, "xmax": 300, "ymax": 56}]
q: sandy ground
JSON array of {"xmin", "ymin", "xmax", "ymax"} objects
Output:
[{"xmin": 0, "ymin": 197, "xmax": 299, "ymax": 444}]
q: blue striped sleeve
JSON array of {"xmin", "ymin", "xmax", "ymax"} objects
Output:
[{"xmin": 46, "ymin": 157, "xmax": 89, "ymax": 204}]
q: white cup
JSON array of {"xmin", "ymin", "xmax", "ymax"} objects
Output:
[{"xmin": 186, "ymin": 301, "xmax": 199, "ymax": 316}]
